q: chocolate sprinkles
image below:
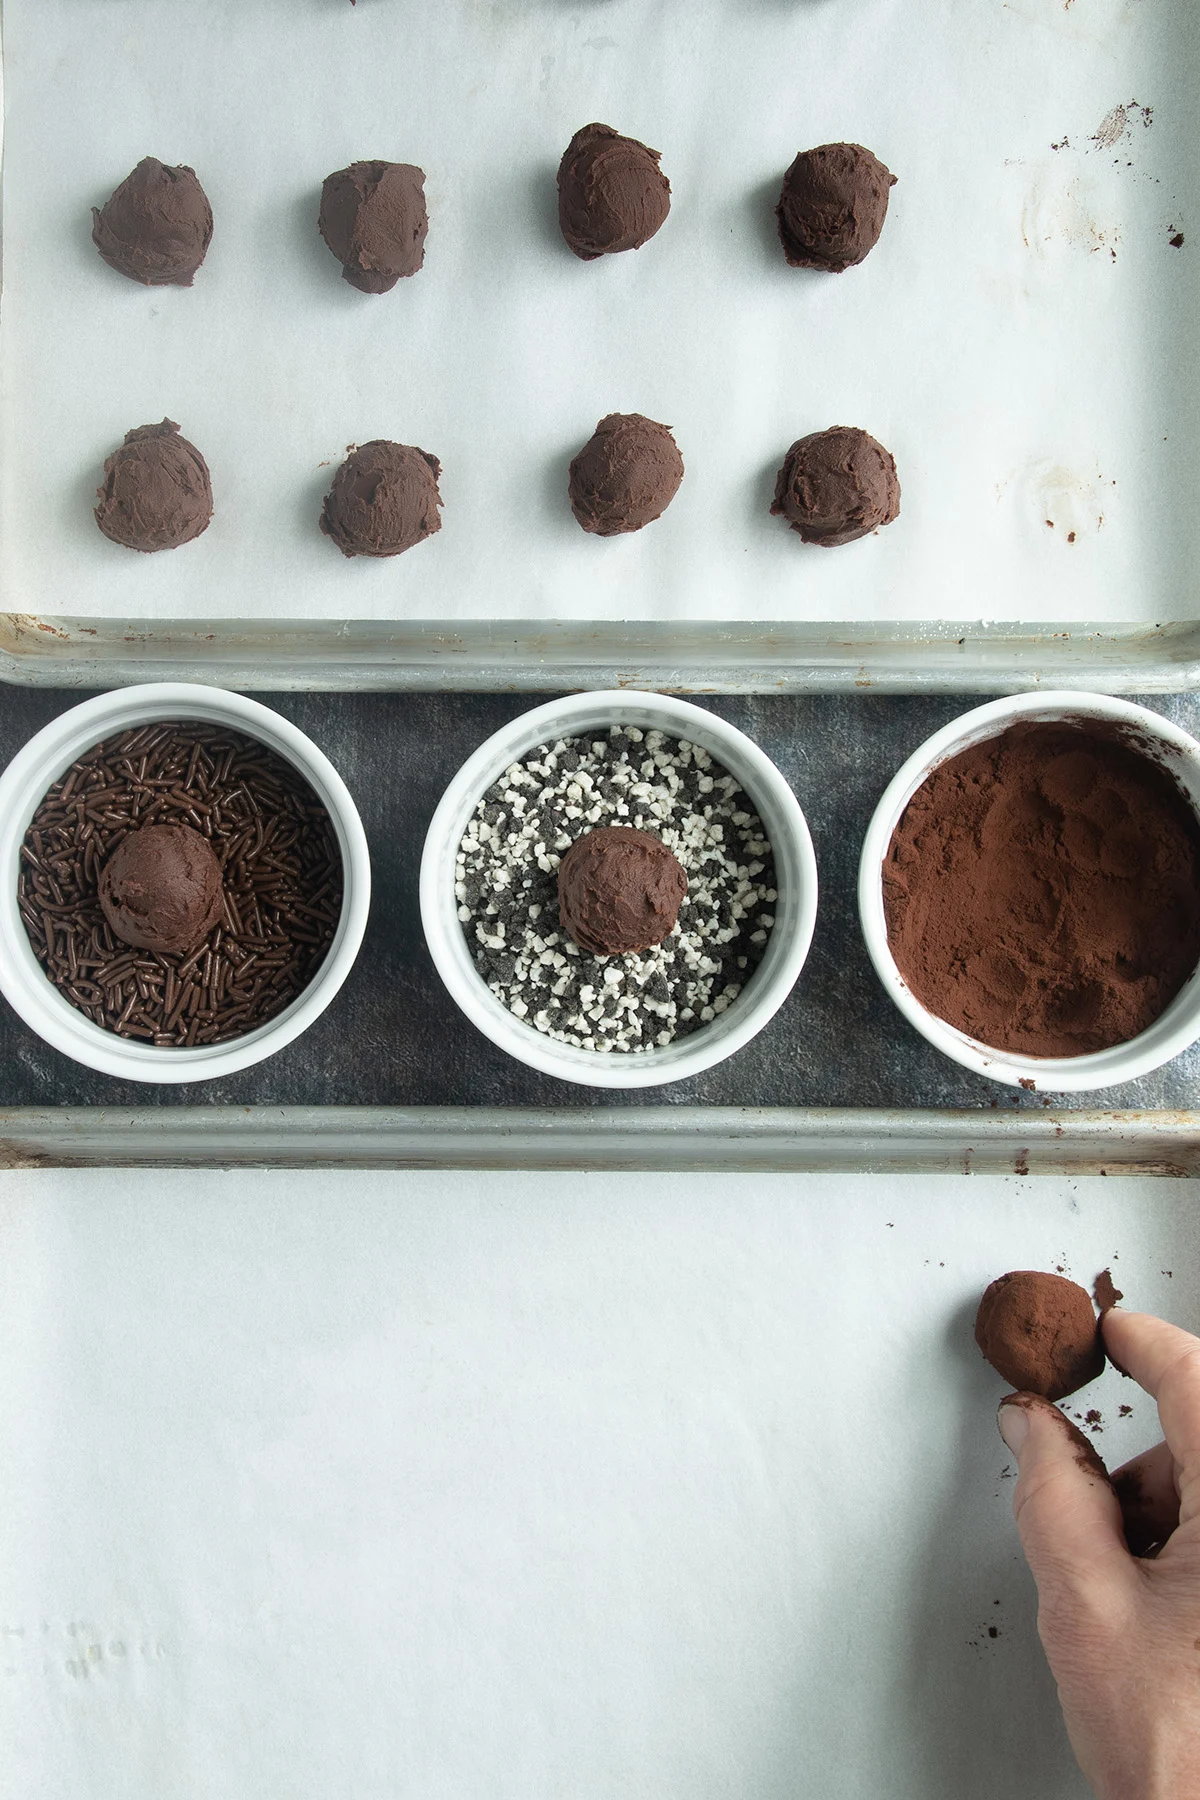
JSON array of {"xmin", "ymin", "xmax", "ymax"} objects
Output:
[{"xmin": 18, "ymin": 721, "xmax": 343, "ymax": 1048}]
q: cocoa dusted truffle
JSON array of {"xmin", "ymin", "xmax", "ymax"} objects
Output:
[
  {"xmin": 92, "ymin": 157, "xmax": 213, "ymax": 287},
  {"xmin": 776, "ymin": 142, "xmax": 895, "ymax": 273},
  {"xmin": 558, "ymin": 827, "xmax": 687, "ymax": 956},
  {"xmin": 94, "ymin": 420, "xmax": 213, "ymax": 553},
  {"xmin": 975, "ymin": 1271, "xmax": 1105, "ymax": 1400},
  {"xmin": 320, "ymin": 439, "xmax": 442, "ymax": 557},
  {"xmin": 569, "ymin": 413, "xmax": 684, "ymax": 536},
  {"xmin": 557, "ymin": 123, "xmax": 671, "ymax": 260},
  {"xmin": 318, "ymin": 161, "xmax": 429, "ymax": 293},
  {"xmin": 771, "ymin": 426, "xmax": 899, "ymax": 548},
  {"xmin": 99, "ymin": 822, "xmax": 223, "ymax": 955}
]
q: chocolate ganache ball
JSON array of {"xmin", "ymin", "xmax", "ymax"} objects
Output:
[
  {"xmin": 557, "ymin": 123, "xmax": 671, "ymax": 260},
  {"xmin": 92, "ymin": 157, "xmax": 213, "ymax": 287},
  {"xmin": 558, "ymin": 827, "xmax": 688, "ymax": 956},
  {"xmin": 318, "ymin": 161, "xmax": 429, "ymax": 293},
  {"xmin": 975, "ymin": 1271, "xmax": 1105, "ymax": 1401},
  {"xmin": 320, "ymin": 439, "xmax": 442, "ymax": 557},
  {"xmin": 771, "ymin": 426, "xmax": 899, "ymax": 548},
  {"xmin": 776, "ymin": 142, "xmax": 895, "ymax": 273},
  {"xmin": 94, "ymin": 420, "xmax": 213, "ymax": 552},
  {"xmin": 569, "ymin": 414, "xmax": 684, "ymax": 536},
  {"xmin": 99, "ymin": 822, "xmax": 224, "ymax": 954}
]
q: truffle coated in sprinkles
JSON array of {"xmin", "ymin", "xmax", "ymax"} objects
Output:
[
  {"xmin": 456, "ymin": 726, "xmax": 778, "ymax": 1052},
  {"xmin": 17, "ymin": 722, "xmax": 342, "ymax": 1046}
]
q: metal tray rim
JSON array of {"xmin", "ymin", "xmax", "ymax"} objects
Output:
[
  {"xmin": 3, "ymin": 1106, "xmax": 1198, "ymax": 1174},
  {"xmin": 4, "ymin": 614, "xmax": 1200, "ymax": 693}
]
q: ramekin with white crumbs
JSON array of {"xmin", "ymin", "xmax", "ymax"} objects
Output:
[{"xmin": 455, "ymin": 725, "xmax": 777, "ymax": 1053}]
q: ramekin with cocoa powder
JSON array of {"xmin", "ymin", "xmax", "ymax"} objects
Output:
[{"xmin": 858, "ymin": 694, "xmax": 1200, "ymax": 1091}]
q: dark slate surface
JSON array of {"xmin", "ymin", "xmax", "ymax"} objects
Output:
[{"xmin": 2, "ymin": 686, "xmax": 1198, "ymax": 1113}]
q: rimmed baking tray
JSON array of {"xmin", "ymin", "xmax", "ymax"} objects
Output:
[
  {"xmin": 3, "ymin": 683, "xmax": 1199, "ymax": 1172},
  {"xmin": 5, "ymin": 0, "xmax": 1200, "ymax": 1166},
  {"xmin": 3, "ymin": 1, "xmax": 1199, "ymax": 631}
]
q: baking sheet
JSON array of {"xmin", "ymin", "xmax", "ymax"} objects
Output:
[
  {"xmin": 5, "ymin": 686, "xmax": 1200, "ymax": 1113},
  {"xmin": 3, "ymin": 1164, "xmax": 1194, "ymax": 1799},
  {"xmin": 2, "ymin": 0, "xmax": 1198, "ymax": 625}
]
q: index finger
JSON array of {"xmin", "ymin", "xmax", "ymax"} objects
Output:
[{"xmin": 1102, "ymin": 1310, "xmax": 1200, "ymax": 1498}]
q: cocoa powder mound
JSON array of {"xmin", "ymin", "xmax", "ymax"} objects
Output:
[{"xmin": 883, "ymin": 721, "xmax": 1200, "ymax": 1056}]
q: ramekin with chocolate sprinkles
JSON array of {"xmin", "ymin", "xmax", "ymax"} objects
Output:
[{"xmin": 0, "ymin": 686, "xmax": 370, "ymax": 1082}]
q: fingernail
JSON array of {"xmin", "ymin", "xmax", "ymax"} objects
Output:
[{"xmin": 997, "ymin": 1399, "xmax": 1030, "ymax": 1456}]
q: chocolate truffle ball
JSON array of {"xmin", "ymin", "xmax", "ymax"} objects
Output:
[
  {"xmin": 771, "ymin": 426, "xmax": 899, "ymax": 548},
  {"xmin": 94, "ymin": 420, "xmax": 213, "ymax": 553},
  {"xmin": 558, "ymin": 827, "xmax": 687, "ymax": 956},
  {"xmin": 320, "ymin": 439, "xmax": 442, "ymax": 557},
  {"xmin": 318, "ymin": 161, "xmax": 429, "ymax": 293},
  {"xmin": 99, "ymin": 822, "xmax": 223, "ymax": 955},
  {"xmin": 569, "ymin": 414, "xmax": 684, "ymax": 536},
  {"xmin": 975, "ymin": 1271, "xmax": 1105, "ymax": 1401},
  {"xmin": 557, "ymin": 123, "xmax": 671, "ymax": 260},
  {"xmin": 92, "ymin": 157, "xmax": 213, "ymax": 287},
  {"xmin": 776, "ymin": 142, "xmax": 895, "ymax": 273}
]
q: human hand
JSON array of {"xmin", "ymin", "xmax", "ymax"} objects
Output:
[{"xmin": 997, "ymin": 1308, "xmax": 1200, "ymax": 1799}]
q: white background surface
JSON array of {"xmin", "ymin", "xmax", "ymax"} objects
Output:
[
  {"xmin": 2, "ymin": 1165, "xmax": 1197, "ymax": 1799},
  {"xmin": 2, "ymin": 0, "xmax": 1199, "ymax": 624}
]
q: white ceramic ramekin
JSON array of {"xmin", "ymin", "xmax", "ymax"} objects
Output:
[
  {"xmin": 0, "ymin": 683, "xmax": 370, "ymax": 1083},
  {"xmin": 420, "ymin": 691, "xmax": 818, "ymax": 1088},
  {"xmin": 858, "ymin": 691, "xmax": 1200, "ymax": 1091}
]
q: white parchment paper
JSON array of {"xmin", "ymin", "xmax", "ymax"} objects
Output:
[
  {"xmin": 2, "ymin": 1166, "xmax": 1193, "ymax": 1800},
  {"xmin": 1, "ymin": 0, "xmax": 1198, "ymax": 623}
]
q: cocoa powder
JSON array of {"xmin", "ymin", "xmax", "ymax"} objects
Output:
[
  {"xmin": 999, "ymin": 1394, "xmax": 1112, "ymax": 1484},
  {"xmin": 1094, "ymin": 1268, "xmax": 1123, "ymax": 1312},
  {"xmin": 883, "ymin": 721, "xmax": 1200, "ymax": 1056}
]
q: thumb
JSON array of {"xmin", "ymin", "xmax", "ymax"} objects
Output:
[{"xmin": 998, "ymin": 1393, "xmax": 1130, "ymax": 1596}]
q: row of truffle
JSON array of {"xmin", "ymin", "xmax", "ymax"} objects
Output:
[
  {"xmin": 93, "ymin": 417, "xmax": 901, "ymax": 555},
  {"xmin": 92, "ymin": 134, "xmax": 896, "ymax": 293}
]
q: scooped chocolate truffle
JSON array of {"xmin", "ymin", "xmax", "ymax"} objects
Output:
[
  {"xmin": 94, "ymin": 420, "xmax": 213, "ymax": 553},
  {"xmin": 975, "ymin": 1271, "xmax": 1105, "ymax": 1401},
  {"xmin": 557, "ymin": 123, "xmax": 671, "ymax": 260},
  {"xmin": 320, "ymin": 439, "xmax": 442, "ymax": 557},
  {"xmin": 776, "ymin": 142, "xmax": 895, "ymax": 273},
  {"xmin": 558, "ymin": 827, "xmax": 687, "ymax": 956},
  {"xmin": 99, "ymin": 822, "xmax": 223, "ymax": 955},
  {"xmin": 771, "ymin": 426, "xmax": 899, "ymax": 548},
  {"xmin": 569, "ymin": 414, "xmax": 684, "ymax": 536},
  {"xmin": 318, "ymin": 161, "xmax": 428, "ymax": 293},
  {"xmin": 92, "ymin": 157, "xmax": 213, "ymax": 287}
]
